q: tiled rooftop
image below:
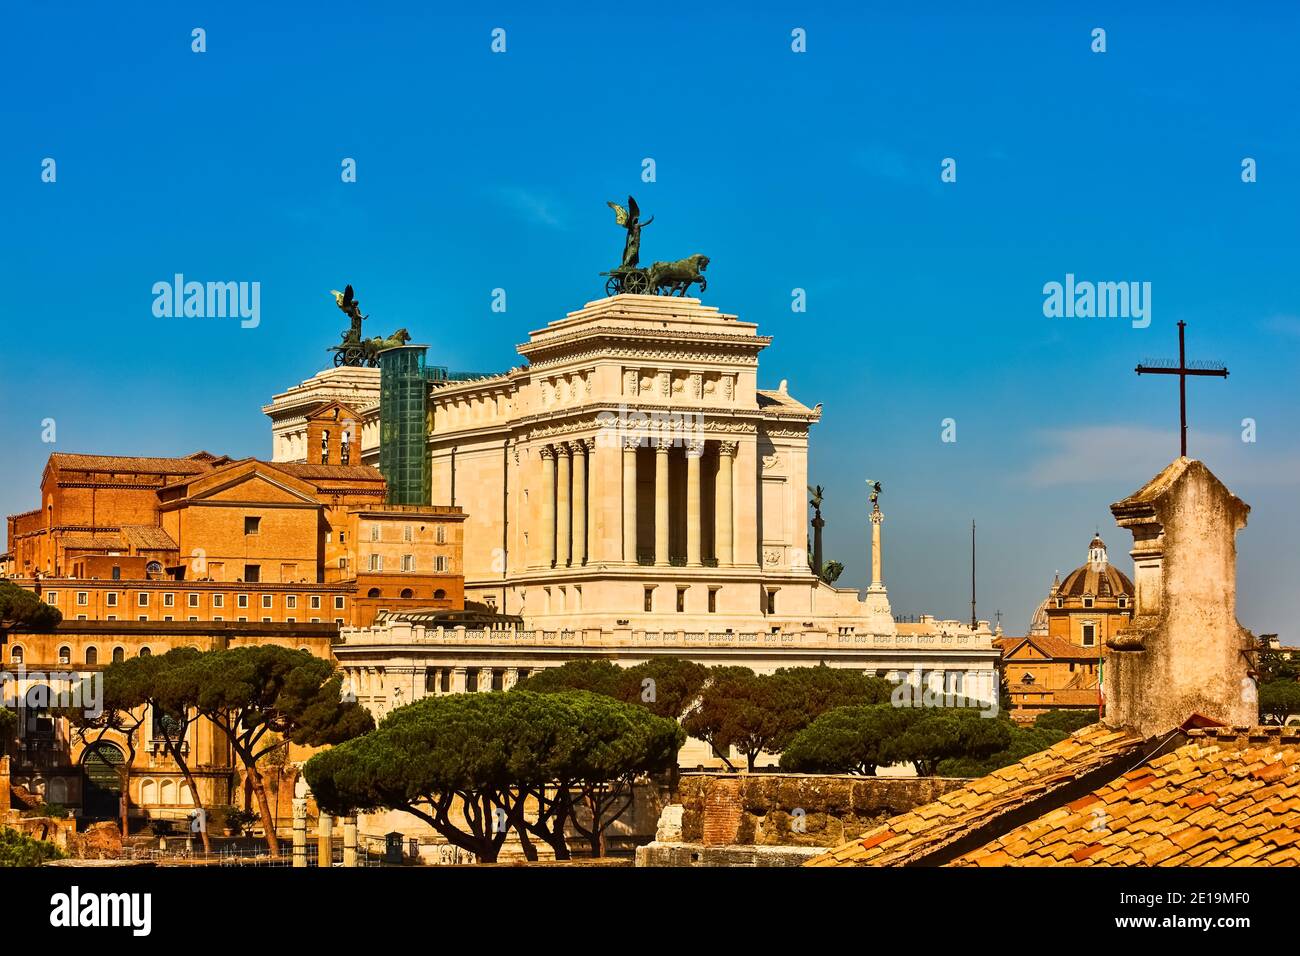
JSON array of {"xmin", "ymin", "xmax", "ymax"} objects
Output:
[
  {"xmin": 805, "ymin": 724, "xmax": 1150, "ymax": 867},
  {"xmin": 806, "ymin": 724, "xmax": 1300, "ymax": 868},
  {"xmin": 953, "ymin": 727, "xmax": 1300, "ymax": 867}
]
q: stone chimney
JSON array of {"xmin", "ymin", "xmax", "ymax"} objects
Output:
[{"xmin": 1103, "ymin": 457, "xmax": 1255, "ymax": 737}]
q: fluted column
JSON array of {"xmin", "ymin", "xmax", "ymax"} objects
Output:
[
  {"xmin": 686, "ymin": 440, "xmax": 703, "ymax": 566},
  {"xmin": 317, "ymin": 813, "xmax": 333, "ymax": 868},
  {"xmin": 571, "ymin": 440, "xmax": 587, "ymax": 566},
  {"xmin": 654, "ymin": 439, "xmax": 671, "ymax": 566},
  {"xmin": 540, "ymin": 445, "xmax": 556, "ymax": 568},
  {"xmin": 622, "ymin": 437, "xmax": 639, "ymax": 563},
  {"xmin": 716, "ymin": 441, "xmax": 736, "ymax": 566},
  {"xmin": 556, "ymin": 444, "xmax": 571, "ymax": 566},
  {"xmin": 342, "ymin": 815, "xmax": 358, "ymax": 867}
]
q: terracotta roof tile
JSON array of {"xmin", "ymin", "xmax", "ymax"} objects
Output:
[
  {"xmin": 804, "ymin": 724, "xmax": 1148, "ymax": 867},
  {"xmin": 809, "ymin": 725, "xmax": 1300, "ymax": 869}
]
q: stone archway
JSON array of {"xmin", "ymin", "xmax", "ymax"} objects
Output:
[{"xmin": 81, "ymin": 741, "xmax": 125, "ymax": 820}]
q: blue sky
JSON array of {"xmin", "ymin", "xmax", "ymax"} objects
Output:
[{"xmin": 3, "ymin": 2, "xmax": 1298, "ymax": 637}]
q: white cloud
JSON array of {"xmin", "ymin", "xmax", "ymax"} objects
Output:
[
  {"xmin": 1021, "ymin": 424, "xmax": 1300, "ymax": 488},
  {"xmin": 491, "ymin": 187, "xmax": 564, "ymax": 228}
]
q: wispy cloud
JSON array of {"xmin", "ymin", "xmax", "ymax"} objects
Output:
[
  {"xmin": 491, "ymin": 187, "xmax": 565, "ymax": 228},
  {"xmin": 1022, "ymin": 424, "xmax": 1300, "ymax": 489},
  {"xmin": 853, "ymin": 145, "xmax": 912, "ymax": 183},
  {"xmin": 1260, "ymin": 313, "xmax": 1300, "ymax": 338}
]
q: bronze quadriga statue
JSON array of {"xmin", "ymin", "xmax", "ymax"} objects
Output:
[{"xmin": 600, "ymin": 196, "xmax": 709, "ymax": 298}]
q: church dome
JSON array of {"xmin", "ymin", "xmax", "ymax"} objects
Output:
[{"xmin": 1057, "ymin": 535, "xmax": 1133, "ymax": 600}]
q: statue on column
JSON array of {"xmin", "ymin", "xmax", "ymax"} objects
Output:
[
  {"xmin": 808, "ymin": 485, "xmax": 825, "ymax": 574},
  {"xmin": 807, "ymin": 485, "xmax": 843, "ymax": 584}
]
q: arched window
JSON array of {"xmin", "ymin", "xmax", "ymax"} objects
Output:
[
  {"xmin": 85, "ymin": 646, "xmax": 98, "ymax": 666},
  {"xmin": 140, "ymin": 779, "xmax": 158, "ymax": 805},
  {"xmin": 367, "ymin": 588, "xmax": 381, "ymax": 598},
  {"xmin": 160, "ymin": 779, "xmax": 176, "ymax": 804},
  {"xmin": 146, "ymin": 561, "xmax": 163, "ymax": 574},
  {"xmin": 9, "ymin": 646, "xmax": 23, "ymax": 665},
  {"xmin": 112, "ymin": 647, "xmax": 125, "ymax": 663},
  {"xmin": 400, "ymin": 588, "xmax": 414, "ymax": 599},
  {"xmin": 57, "ymin": 645, "xmax": 71, "ymax": 665},
  {"xmin": 138, "ymin": 647, "xmax": 151, "ymax": 658},
  {"xmin": 434, "ymin": 589, "xmax": 446, "ymax": 601}
]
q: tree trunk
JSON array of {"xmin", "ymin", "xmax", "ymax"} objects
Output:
[
  {"xmin": 243, "ymin": 761, "xmax": 280, "ymax": 854},
  {"xmin": 169, "ymin": 744, "xmax": 211, "ymax": 853},
  {"xmin": 119, "ymin": 766, "xmax": 131, "ymax": 837}
]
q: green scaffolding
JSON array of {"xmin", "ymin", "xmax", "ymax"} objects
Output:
[{"xmin": 378, "ymin": 345, "xmax": 434, "ymax": 505}]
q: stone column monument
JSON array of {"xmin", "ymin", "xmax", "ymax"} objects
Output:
[{"xmin": 861, "ymin": 480, "xmax": 895, "ymax": 635}]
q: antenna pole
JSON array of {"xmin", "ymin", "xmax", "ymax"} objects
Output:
[{"xmin": 970, "ymin": 520, "xmax": 977, "ymax": 629}]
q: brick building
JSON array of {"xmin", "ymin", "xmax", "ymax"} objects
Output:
[{"xmin": 4, "ymin": 446, "xmax": 465, "ymax": 628}]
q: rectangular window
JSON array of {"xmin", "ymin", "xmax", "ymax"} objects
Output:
[
  {"xmin": 137, "ymin": 615, "xmax": 147, "ymax": 622},
  {"xmin": 244, "ymin": 516, "xmax": 261, "ymax": 535},
  {"xmin": 436, "ymin": 526, "xmax": 445, "ymax": 544},
  {"xmin": 137, "ymin": 592, "xmax": 149, "ymax": 606},
  {"xmin": 1082, "ymin": 623, "xmax": 1097, "ymax": 647},
  {"xmin": 334, "ymin": 617, "xmax": 344, "ymax": 626},
  {"xmin": 106, "ymin": 592, "xmax": 118, "ymax": 607},
  {"xmin": 369, "ymin": 554, "xmax": 383, "ymax": 572},
  {"xmin": 311, "ymin": 595, "xmax": 321, "ymax": 609},
  {"xmin": 262, "ymin": 617, "xmax": 272, "ymax": 623},
  {"xmin": 111, "ymin": 566, "xmax": 121, "ymax": 580},
  {"xmin": 644, "ymin": 587, "xmax": 654, "ymax": 613},
  {"xmin": 402, "ymin": 554, "xmax": 414, "ymax": 572},
  {"xmin": 403, "ymin": 524, "xmax": 413, "ymax": 543},
  {"xmin": 163, "ymin": 593, "xmax": 174, "ymax": 607},
  {"xmin": 334, "ymin": 596, "xmax": 345, "ymax": 610},
  {"xmin": 435, "ymin": 555, "xmax": 447, "ymax": 572},
  {"xmin": 244, "ymin": 564, "xmax": 260, "ymax": 583},
  {"xmin": 77, "ymin": 592, "xmax": 88, "ymax": 606},
  {"xmin": 286, "ymin": 595, "xmax": 297, "ymax": 609},
  {"xmin": 238, "ymin": 594, "xmax": 248, "ymax": 609},
  {"xmin": 163, "ymin": 615, "xmax": 172, "ymax": 622},
  {"xmin": 212, "ymin": 615, "xmax": 223, "ymax": 622},
  {"xmin": 261, "ymin": 594, "xmax": 273, "ymax": 609},
  {"xmin": 1083, "ymin": 596, "xmax": 1094, "ymax": 608},
  {"xmin": 286, "ymin": 617, "xmax": 296, "ymax": 623},
  {"xmin": 370, "ymin": 524, "xmax": 380, "ymax": 542},
  {"xmin": 708, "ymin": 588, "xmax": 718, "ymax": 613},
  {"xmin": 339, "ymin": 557, "xmax": 348, "ymax": 570},
  {"xmin": 766, "ymin": 589, "xmax": 777, "ymax": 614},
  {"xmin": 46, "ymin": 591, "xmax": 58, "ymax": 604},
  {"xmin": 188, "ymin": 593, "xmax": 199, "ymax": 608},
  {"xmin": 676, "ymin": 587, "xmax": 687, "ymax": 613},
  {"xmin": 187, "ymin": 616, "xmax": 198, "ymax": 622}
]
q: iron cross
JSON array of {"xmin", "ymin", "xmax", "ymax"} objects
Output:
[{"xmin": 1135, "ymin": 320, "xmax": 1228, "ymax": 458}]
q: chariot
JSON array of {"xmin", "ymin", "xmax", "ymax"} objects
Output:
[{"xmin": 600, "ymin": 254, "xmax": 710, "ymax": 298}]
